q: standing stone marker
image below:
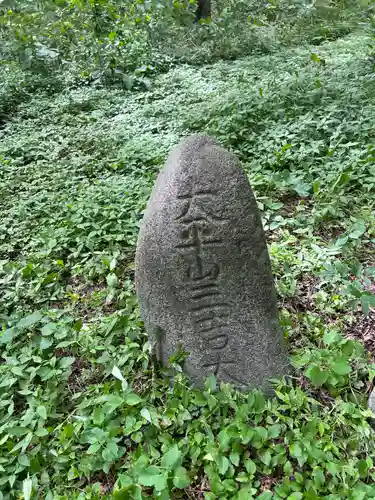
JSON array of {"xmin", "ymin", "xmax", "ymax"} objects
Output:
[{"xmin": 135, "ymin": 134, "xmax": 288, "ymax": 391}]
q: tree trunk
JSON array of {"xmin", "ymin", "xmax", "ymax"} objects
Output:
[{"xmin": 195, "ymin": 0, "xmax": 211, "ymax": 22}]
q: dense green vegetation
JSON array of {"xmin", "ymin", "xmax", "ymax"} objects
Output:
[{"xmin": 2, "ymin": 1, "xmax": 375, "ymax": 498}]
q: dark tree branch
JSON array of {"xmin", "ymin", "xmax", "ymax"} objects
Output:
[{"xmin": 194, "ymin": 0, "xmax": 211, "ymax": 23}]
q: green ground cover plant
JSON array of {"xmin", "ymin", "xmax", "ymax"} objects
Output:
[{"xmin": 1, "ymin": 0, "xmax": 375, "ymax": 498}]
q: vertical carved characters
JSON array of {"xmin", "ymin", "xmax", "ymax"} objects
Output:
[{"xmin": 174, "ymin": 187, "xmax": 246, "ymax": 385}]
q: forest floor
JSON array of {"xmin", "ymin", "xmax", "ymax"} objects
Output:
[{"xmin": 1, "ymin": 27, "xmax": 375, "ymax": 499}]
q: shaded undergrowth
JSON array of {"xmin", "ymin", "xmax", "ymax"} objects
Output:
[{"xmin": 1, "ymin": 7, "xmax": 375, "ymax": 499}]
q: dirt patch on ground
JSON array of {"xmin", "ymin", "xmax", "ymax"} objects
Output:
[
  {"xmin": 280, "ymin": 195, "xmax": 308, "ymax": 218},
  {"xmin": 98, "ymin": 473, "xmax": 116, "ymax": 497},
  {"xmin": 298, "ymin": 375, "xmax": 335, "ymax": 407},
  {"xmin": 84, "ymin": 471, "xmax": 116, "ymax": 497},
  {"xmin": 61, "ymin": 275, "xmax": 119, "ymax": 317},
  {"xmin": 281, "ymin": 275, "xmax": 319, "ymax": 315},
  {"xmin": 260, "ymin": 475, "xmax": 278, "ymax": 492},
  {"xmin": 67, "ymin": 357, "xmax": 93, "ymax": 394},
  {"xmin": 55, "ymin": 349, "xmax": 102, "ymax": 394},
  {"xmin": 179, "ymin": 476, "xmax": 210, "ymax": 499},
  {"xmin": 132, "ymin": 372, "xmax": 153, "ymax": 396},
  {"xmin": 345, "ymin": 310, "xmax": 375, "ymax": 361},
  {"xmin": 316, "ymin": 224, "xmax": 343, "ymax": 243}
]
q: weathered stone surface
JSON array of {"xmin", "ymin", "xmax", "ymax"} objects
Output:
[
  {"xmin": 368, "ymin": 388, "xmax": 375, "ymax": 413},
  {"xmin": 135, "ymin": 134, "xmax": 288, "ymax": 390}
]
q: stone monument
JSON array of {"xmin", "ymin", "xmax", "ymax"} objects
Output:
[{"xmin": 135, "ymin": 134, "xmax": 288, "ymax": 391}]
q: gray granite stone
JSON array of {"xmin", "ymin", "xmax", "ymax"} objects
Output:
[
  {"xmin": 135, "ymin": 134, "xmax": 288, "ymax": 391},
  {"xmin": 368, "ymin": 388, "xmax": 375, "ymax": 413}
]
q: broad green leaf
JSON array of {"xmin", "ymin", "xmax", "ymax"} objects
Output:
[
  {"xmin": 37, "ymin": 405, "xmax": 47, "ymax": 420},
  {"xmin": 268, "ymin": 424, "xmax": 281, "ymax": 439},
  {"xmin": 306, "ymin": 365, "xmax": 329, "ymax": 387},
  {"xmin": 349, "ymin": 222, "xmax": 366, "ymax": 239},
  {"xmin": 311, "ymin": 52, "xmax": 321, "ymax": 63},
  {"xmin": 102, "ymin": 441, "xmax": 118, "ymax": 461},
  {"xmin": 41, "ymin": 322, "xmax": 57, "ymax": 336},
  {"xmin": 361, "ymin": 295, "xmax": 375, "ymax": 316},
  {"xmin": 253, "ymin": 426, "xmax": 267, "ymax": 441},
  {"xmin": 245, "ymin": 459, "xmax": 256, "ymax": 476},
  {"xmin": 112, "ymin": 365, "xmax": 125, "ymax": 381},
  {"xmin": 7, "ymin": 427, "xmax": 30, "ymax": 436},
  {"xmin": 59, "ymin": 357, "xmax": 75, "ymax": 369},
  {"xmin": 161, "ymin": 444, "xmax": 181, "ymax": 470},
  {"xmin": 205, "ymin": 374, "xmax": 217, "ymax": 392},
  {"xmin": 141, "ymin": 407, "xmax": 152, "ymax": 423},
  {"xmin": 142, "ymin": 406, "xmax": 160, "ymax": 427},
  {"xmin": 11, "ymin": 366, "xmax": 24, "ymax": 377},
  {"xmin": 23, "ymin": 478, "xmax": 32, "ymax": 500},
  {"xmin": 0, "ymin": 327, "xmax": 16, "ymax": 344},
  {"xmin": 312, "ymin": 180, "xmax": 320, "ymax": 194},
  {"xmin": 323, "ymin": 330, "xmax": 340, "ymax": 346},
  {"xmin": 312, "ymin": 467, "xmax": 325, "ymax": 486},
  {"xmin": 217, "ymin": 455, "xmax": 229, "ymax": 475},
  {"xmin": 10, "ymin": 432, "xmax": 33, "ymax": 454},
  {"xmin": 218, "ymin": 429, "xmax": 231, "ymax": 451},
  {"xmin": 237, "ymin": 485, "xmax": 258, "ymax": 499},
  {"xmin": 67, "ymin": 466, "xmax": 78, "ymax": 481},
  {"xmin": 40, "ymin": 338, "xmax": 53, "ymax": 350},
  {"xmin": 0, "ymin": 377, "xmax": 17, "ymax": 387},
  {"xmin": 334, "ymin": 235, "xmax": 348, "ymax": 248},
  {"xmin": 290, "ymin": 443, "xmax": 307, "ymax": 467},
  {"xmin": 290, "ymin": 442, "xmax": 303, "ymax": 458},
  {"xmin": 257, "ymin": 492, "xmax": 273, "ymax": 500},
  {"xmin": 35, "ymin": 428, "xmax": 49, "ymax": 437},
  {"xmin": 173, "ymin": 466, "xmax": 190, "ymax": 488},
  {"xmin": 332, "ymin": 360, "xmax": 351, "ymax": 376},
  {"xmin": 341, "ymin": 339, "xmax": 357, "ymax": 357},
  {"xmin": 230, "ymin": 451, "xmax": 240, "ymax": 466},
  {"xmin": 87, "ymin": 442, "xmax": 101, "ymax": 454},
  {"xmin": 260, "ymin": 449, "xmax": 271, "ymax": 466},
  {"xmin": 107, "ymin": 273, "xmax": 119, "ymax": 288},
  {"xmin": 18, "ymin": 454, "xmax": 30, "ymax": 467},
  {"xmin": 18, "ymin": 312, "xmax": 43, "ymax": 329},
  {"xmin": 235, "ymin": 471, "xmax": 249, "ymax": 483},
  {"xmin": 283, "ymin": 461, "xmax": 293, "ymax": 474},
  {"xmin": 73, "ymin": 319, "xmax": 83, "ymax": 332},
  {"xmin": 124, "ymin": 393, "xmax": 143, "ymax": 406},
  {"xmin": 113, "ymin": 485, "xmax": 142, "ymax": 500},
  {"xmin": 138, "ymin": 467, "xmax": 167, "ymax": 491}
]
